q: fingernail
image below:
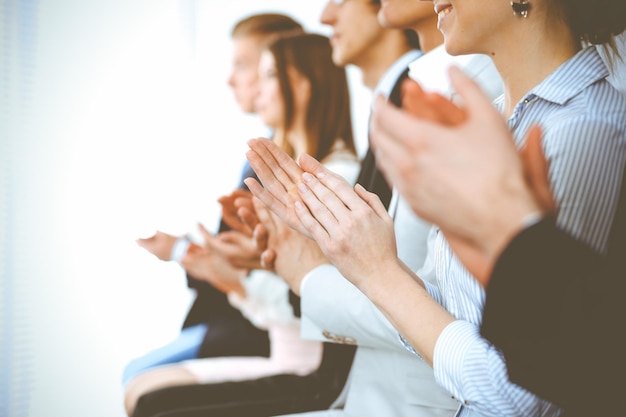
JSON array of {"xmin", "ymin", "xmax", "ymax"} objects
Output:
[
  {"xmin": 316, "ymin": 172, "xmax": 325, "ymax": 179},
  {"xmin": 297, "ymin": 183, "xmax": 308, "ymax": 193},
  {"xmin": 302, "ymin": 172, "xmax": 314, "ymax": 182},
  {"xmin": 295, "ymin": 201, "xmax": 303, "ymax": 210}
]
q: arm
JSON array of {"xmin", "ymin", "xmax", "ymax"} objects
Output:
[
  {"xmin": 482, "ymin": 159, "xmax": 626, "ymax": 410},
  {"xmin": 294, "ymin": 70, "xmax": 562, "ymax": 415},
  {"xmin": 291, "ymin": 157, "xmax": 455, "ymax": 365}
]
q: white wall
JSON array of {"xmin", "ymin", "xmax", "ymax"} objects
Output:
[{"xmin": 0, "ymin": 1, "xmax": 371, "ymax": 416}]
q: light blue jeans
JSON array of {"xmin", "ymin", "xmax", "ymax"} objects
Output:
[{"xmin": 122, "ymin": 323, "xmax": 208, "ymax": 386}]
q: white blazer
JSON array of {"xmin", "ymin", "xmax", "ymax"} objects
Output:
[{"xmin": 278, "ymin": 50, "xmax": 504, "ymax": 417}]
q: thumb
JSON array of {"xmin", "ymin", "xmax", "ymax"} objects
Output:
[
  {"xmin": 447, "ymin": 65, "xmax": 495, "ymax": 117},
  {"xmin": 520, "ymin": 125, "xmax": 557, "ymax": 214}
]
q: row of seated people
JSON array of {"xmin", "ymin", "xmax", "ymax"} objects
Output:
[{"xmin": 124, "ymin": 1, "xmax": 626, "ymax": 417}]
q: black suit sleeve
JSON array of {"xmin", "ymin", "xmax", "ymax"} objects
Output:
[{"xmin": 481, "ymin": 190, "xmax": 626, "ymax": 415}]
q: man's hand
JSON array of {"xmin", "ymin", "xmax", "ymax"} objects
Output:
[
  {"xmin": 136, "ymin": 231, "xmax": 178, "ymax": 261},
  {"xmin": 370, "ymin": 66, "xmax": 555, "ymax": 285},
  {"xmin": 218, "ymin": 189, "xmax": 254, "ymax": 237},
  {"xmin": 180, "ymin": 244, "xmax": 246, "ymax": 296},
  {"xmin": 197, "ymin": 223, "xmax": 263, "ymax": 271},
  {"xmin": 244, "ymin": 138, "xmax": 311, "ymax": 237},
  {"xmin": 252, "ymin": 196, "xmax": 329, "ymax": 295}
]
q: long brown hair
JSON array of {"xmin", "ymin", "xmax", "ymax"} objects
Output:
[{"xmin": 268, "ymin": 33, "xmax": 356, "ymax": 161}]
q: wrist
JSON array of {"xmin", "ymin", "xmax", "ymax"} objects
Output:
[
  {"xmin": 483, "ymin": 204, "xmax": 544, "ymax": 268},
  {"xmin": 171, "ymin": 235, "xmax": 192, "ymax": 263}
]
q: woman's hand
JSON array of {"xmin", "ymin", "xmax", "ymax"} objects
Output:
[
  {"xmin": 292, "ymin": 154, "xmax": 399, "ymax": 289},
  {"xmin": 244, "ymin": 138, "xmax": 312, "ymax": 237}
]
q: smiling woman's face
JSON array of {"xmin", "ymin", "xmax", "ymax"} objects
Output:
[{"xmin": 432, "ymin": 0, "xmax": 514, "ymax": 56}]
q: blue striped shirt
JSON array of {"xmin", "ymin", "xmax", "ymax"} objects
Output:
[{"xmin": 406, "ymin": 46, "xmax": 626, "ymax": 417}]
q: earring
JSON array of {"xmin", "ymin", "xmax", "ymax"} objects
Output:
[{"xmin": 510, "ymin": 0, "xmax": 530, "ymax": 17}]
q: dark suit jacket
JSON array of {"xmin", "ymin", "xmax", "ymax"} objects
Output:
[
  {"xmin": 481, "ymin": 168, "xmax": 626, "ymax": 416},
  {"xmin": 182, "ymin": 162, "xmax": 270, "ymax": 359}
]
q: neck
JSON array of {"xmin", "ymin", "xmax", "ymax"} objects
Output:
[
  {"xmin": 286, "ymin": 129, "xmax": 308, "ymax": 158},
  {"xmin": 357, "ymin": 32, "xmax": 413, "ymax": 90},
  {"xmin": 413, "ymin": 18, "xmax": 444, "ymax": 53},
  {"xmin": 489, "ymin": 17, "xmax": 579, "ymax": 116}
]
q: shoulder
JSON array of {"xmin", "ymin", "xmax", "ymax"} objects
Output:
[{"xmin": 321, "ymin": 140, "xmax": 360, "ymax": 184}]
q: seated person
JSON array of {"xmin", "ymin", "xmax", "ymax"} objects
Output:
[
  {"xmin": 122, "ymin": 12, "xmax": 304, "ymax": 388},
  {"xmin": 124, "ymin": 33, "xmax": 361, "ymax": 417}
]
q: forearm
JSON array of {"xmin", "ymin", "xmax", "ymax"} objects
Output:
[
  {"xmin": 301, "ymin": 264, "xmax": 415, "ymax": 351},
  {"xmin": 358, "ymin": 260, "xmax": 455, "ymax": 366},
  {"xmin": 481, "ymin": 218, "xmax": 601, "ymax": 405}
]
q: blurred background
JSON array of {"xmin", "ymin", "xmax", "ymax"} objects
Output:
[{"xmin": 0, "ymin": 1, "xmax": 370, "ymax": 416}]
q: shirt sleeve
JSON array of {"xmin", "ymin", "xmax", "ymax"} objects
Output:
[{"xmin": 433, "ymin": 320, "xmax": 561, "ymax": 417}]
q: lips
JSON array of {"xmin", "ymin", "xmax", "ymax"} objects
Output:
[
  {"xmin": 434, "ymin": 3, "xmax": 452, "ymax": 19},
  {"xmin": 434, "ymin": 2, "xmax": 453, "ymax": 27}
]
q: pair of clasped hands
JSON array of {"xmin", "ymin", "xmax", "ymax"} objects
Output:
[{"xmin": 136, "ymin": 190, "xmax": 267, "ymax": 297}]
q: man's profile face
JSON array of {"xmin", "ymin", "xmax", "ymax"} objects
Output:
[
  {"xmin": 228, "ymin": 35, "xmax": 263, "ymax": 114},
  {"xmin": 320, "ymin": 0, "xmax": 385, "ymax": 67}
]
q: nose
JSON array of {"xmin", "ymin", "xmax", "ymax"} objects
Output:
[{"xmin": 319, "ymin": 0, "xmax": 338, "ymax": 26}]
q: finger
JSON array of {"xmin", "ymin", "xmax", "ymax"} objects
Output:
[
  {"xmin": 136, "ymin": 237, "xmax": 153, "ymax": 248},
  {"xmin": 252, "ymin": 196, "xmax": 273, "ymax": 228},
  {"xmin": 401, "ymin": 83, "xmax": 450, "ymax": 123},
  {"xmin": 300, "ymin": 156, "xmax": 368, "ymax": 213},
  {"xmin": 401, "ymin": 79, "xmax": 466, "ymax": 126},
  {"xmin": 294, "ymin": 200, "xmax": 331, "ymax": 244},
  {"xmin": 238, "ymin": 206, "xmax": 260, "ymax": 231},
  {"xmin": 247, "ymin": 139, "xmax": 302, "ymax": 197},
  {"xmin": 254, "ymin": 138, "xmax": 304, "ymax": 184},
  {"xmin": 370, "ymin": 97, "xmax": 433, "ymax": 178},
  {"xmin": 260, "ymin": 249, "xmax": 276, "ymax": 270},
  {"xmin": 197, "ymin": 223, "xmax": 213, "ymax": 240},
  {"xmin": 245, "ymin": 149, "xmax": 291, "ymax": 203},
  {"xmin": 400, "ymin": 78, "xmax": 429, "ymax": 116},
  {"xmin": 244, "ymin": 176, "xmax": 291, "ymax": 221},
  {"xmin": 218, "ymin": 230, "xmax": 243, "ymax": 244},
  {"xmin": 198, "ymin": 223, "xmax": 221, "ymax": 250},
  {"xmin": 520, "ymin": 125, "xmax": 557, "ymax": 214},
  {"xmin": 231, "ymin": 189, "xmax": 251, "ymax": 199},
  {"xmin": 234, "ymin": 195, "xmax": 254, "ymax": 211},
  {"xmin": 354, "ymin": 183, "xmax": 390, "ymax": 220},
  {"xmin": 425, "ymin": 92, "xmax": 468, "ymax": 126},
  {"xmin": 298, "ymin": 172, "xmax": 349, "ymax": 231},
  {"xmin": 447, "ymin": 65, "xmax": 498, "ymax": 119},
  {"xmin": 371, "ymin": 95, "xmax": 431, "ymax": 150},
  {"xmin": 253, "ymin": 223, "xmax": 269, "ymax": 252},
  {"xmin": 297, "ymin": 153, "xmax": 326, "ymax": 176},
  {"xmin": 221, "ymin": 211, "xmax": 252, "ymax": 236},
  {"xmin": 217, "ymin": 195, "xmax": 233, "ymax": 206}
]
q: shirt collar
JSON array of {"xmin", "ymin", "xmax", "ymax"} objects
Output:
[
  {"xmin": 528, "ymin": 46, "xmax": 610, "ymax": 106},
  {"xmin": 373, "ymin": 49, "xmax": 423, "ymax": 100}
]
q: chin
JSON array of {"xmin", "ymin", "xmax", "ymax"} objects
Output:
[{"xmin": 332, "ymin": 51, "xmax": 348, "ymax": 67}]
